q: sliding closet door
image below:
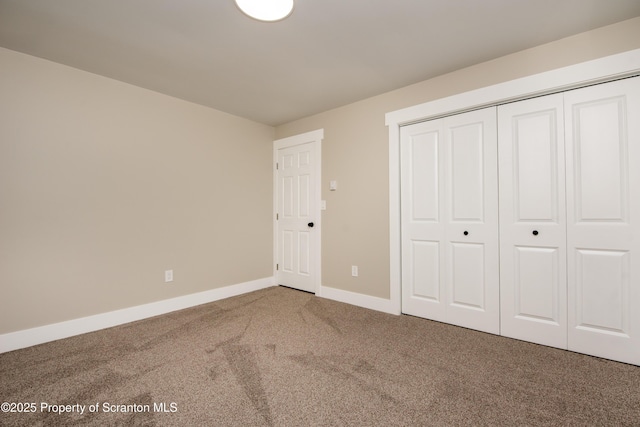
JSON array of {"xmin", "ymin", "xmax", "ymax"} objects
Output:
[
  {"xmin": 401, "ymin": 107, "xmax": 499, "ymax": 334},
  {"xmin": 565, "ymin": 77, "xmax": 640, "ymax": 365},
  {"xmin": 498, "ymin": 94, "xmax": 567, "ymax": 349}
]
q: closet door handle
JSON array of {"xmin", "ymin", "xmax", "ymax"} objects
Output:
[
  {"xmin": 463, "ymin": 231, "xmax": 469, "ymax": 236},
  {"xmin": 532, "ymin": 230, "xmax": 539, "ymax": 236},
  {"xmin": 308, "ymin": 222, "xmax": 315, "ymax": 228}
]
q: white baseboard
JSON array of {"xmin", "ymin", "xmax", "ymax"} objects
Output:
[
  {"xmin": 318, "ymin": 285, "xmax": 400, "ymax": 315},
  {"xmin": 0, "ymin": 277, "xmax": 274, "ymax": 354}
]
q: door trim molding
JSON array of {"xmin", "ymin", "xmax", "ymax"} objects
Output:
[
  {"xmin": 386, "ymin": 48, "xmax": 640, "ymax": 316},
  {"xmin": 273, "ymin": 129, "xmax": 324, "ymax": 294}
]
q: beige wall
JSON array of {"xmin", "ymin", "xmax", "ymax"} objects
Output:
[
  {"xmin": 2, "ymin": 17, "xmax": 640, "ymax": 335},
  {"xmin": 275, "ymin": 17, "xmax": 640, "ymax": 300},
  {"xmin": 0, "ymin": 47, "xmax": 274, "ymax": 334}
]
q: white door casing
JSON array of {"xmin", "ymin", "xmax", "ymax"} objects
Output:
[
  {"xmin": 274, "ymin": 130, "xmax": 323, "ymax": 293},
  {"xmin": 565, "ymin": 78, "xmax": 640, "ymax": 365},
  {"xmin": 498, "ymin": 94, "xmax": 568, "ymax": 349},
  {"xmin": 400, "ymin": 107, "xmax": 500, "ymax": 334}
]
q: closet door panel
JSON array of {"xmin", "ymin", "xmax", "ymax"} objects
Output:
[
  {"xmin": 498, "ymin": 94, "xmax": 567, "ymax": 349},
  {"xmin": 444, "ymin": 108, "xmax": 499, "ymax": 334},
  {"xmin": 566, "ymin": 77, "xmax": 640, "ymax": 365},
  {"xmin": 400, "ymin": 120, "xmax": 447, "ymax": 321}
]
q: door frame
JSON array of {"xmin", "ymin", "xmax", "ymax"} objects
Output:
[
  {"xmin": 386, "ymin": 48, "xmax": 640, "ymax": 315},
  {"xmin": 273, "ymin": 129, "xmax": 323, "ymax": 294}
]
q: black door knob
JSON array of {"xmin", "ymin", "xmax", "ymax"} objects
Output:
[
  {"xmin": 308, "ymin": 222, "xmax": 314, "ymax": 228},
  {"xmin": 532, "ymin": 230, "xmax": 539, "ymax": 236},
  {"xmin": 463, "ymin": 231, "xmax": 469, "ymax": 236}
]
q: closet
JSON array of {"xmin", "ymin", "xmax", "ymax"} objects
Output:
[{"xmin": 400, "ymin": 76, "xmax": 640, "ymax": 365}]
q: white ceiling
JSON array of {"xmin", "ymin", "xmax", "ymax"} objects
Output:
[{"xmin": 1, "ymin": 0, "xmax": 640, "ymax": 126}]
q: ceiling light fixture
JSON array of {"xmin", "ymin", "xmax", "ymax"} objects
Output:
[{"xmin": 235, "ymin": 0, "xmax": 294, "ymax": 22}]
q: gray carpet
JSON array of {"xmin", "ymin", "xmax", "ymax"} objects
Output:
[{"xmin": 1, "ymin": 286, "xmax": 639, "ymax": 426}]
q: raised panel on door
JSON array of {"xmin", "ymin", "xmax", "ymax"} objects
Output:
[
  {"xmin": 498, "ymin": 94, "xmax": 567, "ymax": 349},
  {"xmin": 443, "ymin": 108, "xmax": 499, "ymax": 334},
  {"xmin": 400, "ymin": 120, "xmax": 446, "ymax": 321},
  {"xmin": 298, "ymin": 231, "xmax": 311, "ymax": 276},
  {"xmin": 281, "ymin": 230, "xmax": 294, "ymax": 273},
  {"xmin": 409, "ymin": 240, "xmax": 441, "ymax": 300},
  {"xmin": 575, "ymin": 249, "xmax": 629, "ymax": 333},
  {"xmin": 513, "ymin": 246, "xmax": 561, "ymax": 320},
  {"xmin": 565, "ymin": 77, "xmax": 640, "ymax": 365},
  {"xmin": 449, "ymin": 242, "xmax": 485, "ymax": 309},
  {"xmin": 276, "ymin": 142, "xmax": 316, "ymax": 293},
  {"xmin": 449, "ymin": 122, "xmax": 484, "ymax": 222}
]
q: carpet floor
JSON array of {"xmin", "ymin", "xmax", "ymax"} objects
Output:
[{"xmin": 1, "ymin": 286, "xmax": 639, "ymax": 426}]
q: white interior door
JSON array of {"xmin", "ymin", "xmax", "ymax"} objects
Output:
[
  {"xmin": 274, "ymin": 130, "xmax": 322, "ymax": 293},
  {"xmin": 498, "ymin": 94, "xmax": 568, "ymax": 349},
  {"xmin": 565, "ymin": 77, "xmax": 640, "ymax": 365},
  {"xmin": 401, "ymin": 107, "xmax": 499, "ymax": 334}
]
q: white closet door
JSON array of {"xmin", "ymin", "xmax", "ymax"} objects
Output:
[
  {"xmin": 443, "ymin": 109, "xmax": 499, "ymax": 334},
  {"xmin": 565, "ymin": 77, "xmax": 640, "ymax": 365},
  {"xmin": 401, "ymin": 107, "xmax": 499, "ymax": 334},
  {"xmin": 498, "ymin": 94, "xmax": 567, "ymax": 349},
  {"xmin": 401, "ymin": 118, "xmax": 446, "ymax": 322}
]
